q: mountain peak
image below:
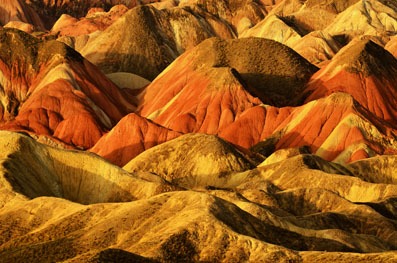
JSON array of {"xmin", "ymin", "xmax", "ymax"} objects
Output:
[{"xmin": 330, "ymin": 38, "xmax": 397, "ymax": 77}]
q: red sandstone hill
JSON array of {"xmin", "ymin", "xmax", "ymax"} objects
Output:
[
  {"xmin": 1, "ymin": 1, "xmax": 397, "ymax": 262},
  {"xmin": 137, "ymin": 37, "xmax": 317, "ymax": 133},
  {"xmin": 51, "ymin": 5, "xmax": 129, "ymax": 37},
  {"xmin": 24, "ymin": 0, "xmax": 162, "ymax": 29},
  {"xmin": 88, "ymin": 37, "xmax": 318, "ymax": 166},
  {"xmin": 90, "ymin": 113, "xmax": 181, "ymax": 167},
  {"xmin": 302, "ymin": 38, "xmax": 397, "ymax": 127},
  {"xmin": 220, "ymin": 93, "xmax": 397, "ymax": 164},
  {"xmin": 0, "ymin": 28, "xmax": 135, "ymax": 149}
]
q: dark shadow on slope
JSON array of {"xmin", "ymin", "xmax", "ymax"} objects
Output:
[
  {"xmin": 0, "ymin": 236, "xmax": 77, "ymax": 263},
  {"xmin": 90, "ymin": 248, "xmax": 158, "ymax": 263},
  {"xmin": 86, "ymin": 51, "xmax": 177, "ymax": 81},
  {"xmin": 235, "ymin": 73, "xmax": 311, "ymax": 107},
  {"xmin": 356, "ymin": 197, "xmax": 397, "ymax": 221},
  {"xmin": 2, "ymin": 150, "xmax": 137, "ymax": 204},
  {"xmin": 210, "ymin": 195, "xmax": 359, "ymax": 252}
]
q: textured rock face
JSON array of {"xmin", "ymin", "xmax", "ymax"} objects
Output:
[
  {"xmin": 51, "ymin": 5, "xmax": 129, "ymax": 37},
  {"xmin": 0, "ymin": 28, "xmax": 135, "ymax": 149},
  {"xmin": 323, "ymin": 0, "xmax": 397, "ymax": 39},
  {"xmin": 303, "ymin": 39, "xmax": 397, "ymax": 126},
  {"xmin": 23, "ymin": 0, "xmax": 161, "ymax": 28},
  {"xmin": 90, "ymin": 113, "xmax": 181, "ymax": 167},
  {"xmin": 220, "ymin": 93, "xmax": 397, "ymax": 163},
  {"xmin": 137, "ymin": 37, "xmax": 317, "ymax": 135},
  {"xmin": 269, "ymin": 0, "xmax": 360, "ymax": 31},
  {"xmin": 1, "ymin": 131, "xmax": 397, "ymax": 262},
  {"xmin": 123, "ymin": 133, "xmax": 253, "ymax": 188},
  {"xmin": 292, "ymin": 31, "xmax": 342, "ymax": 65},
  {"xmin": 79, "ymin": 5, "xmax": 235, "ymax": 80},
  {"xmin": 2, "ymin": 0, "xmax": 397, "ymax": 262}
]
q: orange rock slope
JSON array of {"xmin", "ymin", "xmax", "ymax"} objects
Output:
[
  {"xmin": 51, "ymin": 5, "xmax": 129, "ymax": 37},
  {"xmin": 90, "ymin": 113, "xmax": 181, "ymax": 167},
  {"xmin": 138, "ymin": 37, "xmax": 317, "ymax": 132},
  {"xmin": 303, "ymin": 38, "xmax": 397, "ymax": 127},
  {"xmin": 92, "ymin": 35, "xmax": 397, "ymax": 166},
  {"xmin": 0, "ymin": 28, "xmax": 135, "ymax": 149},
  {"xmin": 221, "ymin": 93, "xmax": 397, "ymax": 163}
]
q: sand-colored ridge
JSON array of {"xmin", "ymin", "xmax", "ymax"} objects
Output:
[
  {"xmin": 268, "ymin": 0, "xmax": 360, "ymax": 32},
  {"xmin": 0, "ymin": 131, "xmax": 177, "ymax": 205},
  {"xmin": 241, "ymin": 14, "xmax": 303, "ymax": 47},
  {"xmin": 347, "ymin": 155, "xmax": 397, "ymax": 184},
  {"xmin": 324, "ymin": 0, "xmax": 397, "ymax": 39},
  {"xmin": 292, "ymin": 31, "xmax": 342, "ymax": 65},
  {"xmin": 123, "ymin": 133, "xmax": 253, "ymax": 189},
  {"xmin": 80, "ymin": 4, "xmax": 235, "ymax": 80},
  {"xmin": 0, "ymin": 130, "xmax": 396, "ymax": 261}
]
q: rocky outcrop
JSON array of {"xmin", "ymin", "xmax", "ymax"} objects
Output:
[
  {"xmin": 0, "ymin": 28, "xmax": 135, "ymax": 149},
  {"xmin": 51, "ymin": 5, "xmax": 129, "ymax": 37},
  {"xmin": 303, "ymin": 38, "xmax": 397, "ymax": 126},
  {"xmin": 80, "ymin": 5, "xmax": 235, "ymax": 80},
  {"xmin": 137, "ymin": 37, "xmax": 317, "ymax": 136},
  {"xmin": 90, "ymin": 113, "xmax": 181, "ymax": 167},
  {"xmin": 123, "ymin": 133, "xmax": 253, "ymax": 188}
]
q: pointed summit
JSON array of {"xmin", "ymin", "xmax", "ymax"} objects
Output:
[
  {"xmin": 90, "ymin": 113, "xmax": 181, "ymax": 167},
  {"xmin": 303, "ymin": 38, "xmax": 397, "ymax": 126},
  {"xmin": 80, "ymin": 5, "xmax": 235, "ymax": 80}
]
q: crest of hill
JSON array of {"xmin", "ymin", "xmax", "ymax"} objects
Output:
[
  {"xmin": 123, "ymin": 133, "xmax": 253, "ymax": 189},
  {"xmin": 329, "ymin": 38, "xmax": 397, "ymax": 76},
  {"xmin": 324, "ymin": 0, "xmax": 397, "ymax": 40},
  {"xmin": 240, "ymin": 14, "xmax": 303, "ymax": 48},
  {"xmin": 138, "ymin": 65, "xmax": 263, "ymax": 135},
  {"xmin": 23, "ymin": 0, "xmax": 161, "ymax": 29},
  {"xmin": 291, "ymin": 31, "xmax": 342, "ymax": 65},
  {"xmin": 80, "ymin": 5, "xmax": 235, "ymax": 80},
  {"xmin": 51, "ymin": 5, "xmax": 129, "ymax": 37},
  {"xmin": 303, "ymin": 38, "xmax": 397, "ymax": 126},
  {"xmin": 0, "ymin": 131, "xmax": 177, "ymax": 206},
  {"xmin": 144, "ymin": 37, "xmax": 317, "ymax": 107},
  {"xmin": 192, "ymin": 37, "xmax": 318, "ymax": 106},
  {"xmin": 180, "ymin": 0, "xmax": 267, "ymax": 35},
  {"xmin": 347, "ymin": 155, "xmax": 397, "ymax": 184},
  {"xmin": 220, "ymin": 93, "xmax": 397, "ymax": 164},
  {"xmin": 268, "ymin": 0, "xmax": 360, "ymax": 31},
  {"xmin": 0, "ymin": 28, "xmax": 135, "ymax": 149},
  {"xmin": 90, "ymin": 113, "xmax": 181, "ymax": 167}
]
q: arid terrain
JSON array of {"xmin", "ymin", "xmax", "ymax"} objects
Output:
[{"xmin": 0, "ymin": 0, "xmax": 396, "ymax": 262}]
